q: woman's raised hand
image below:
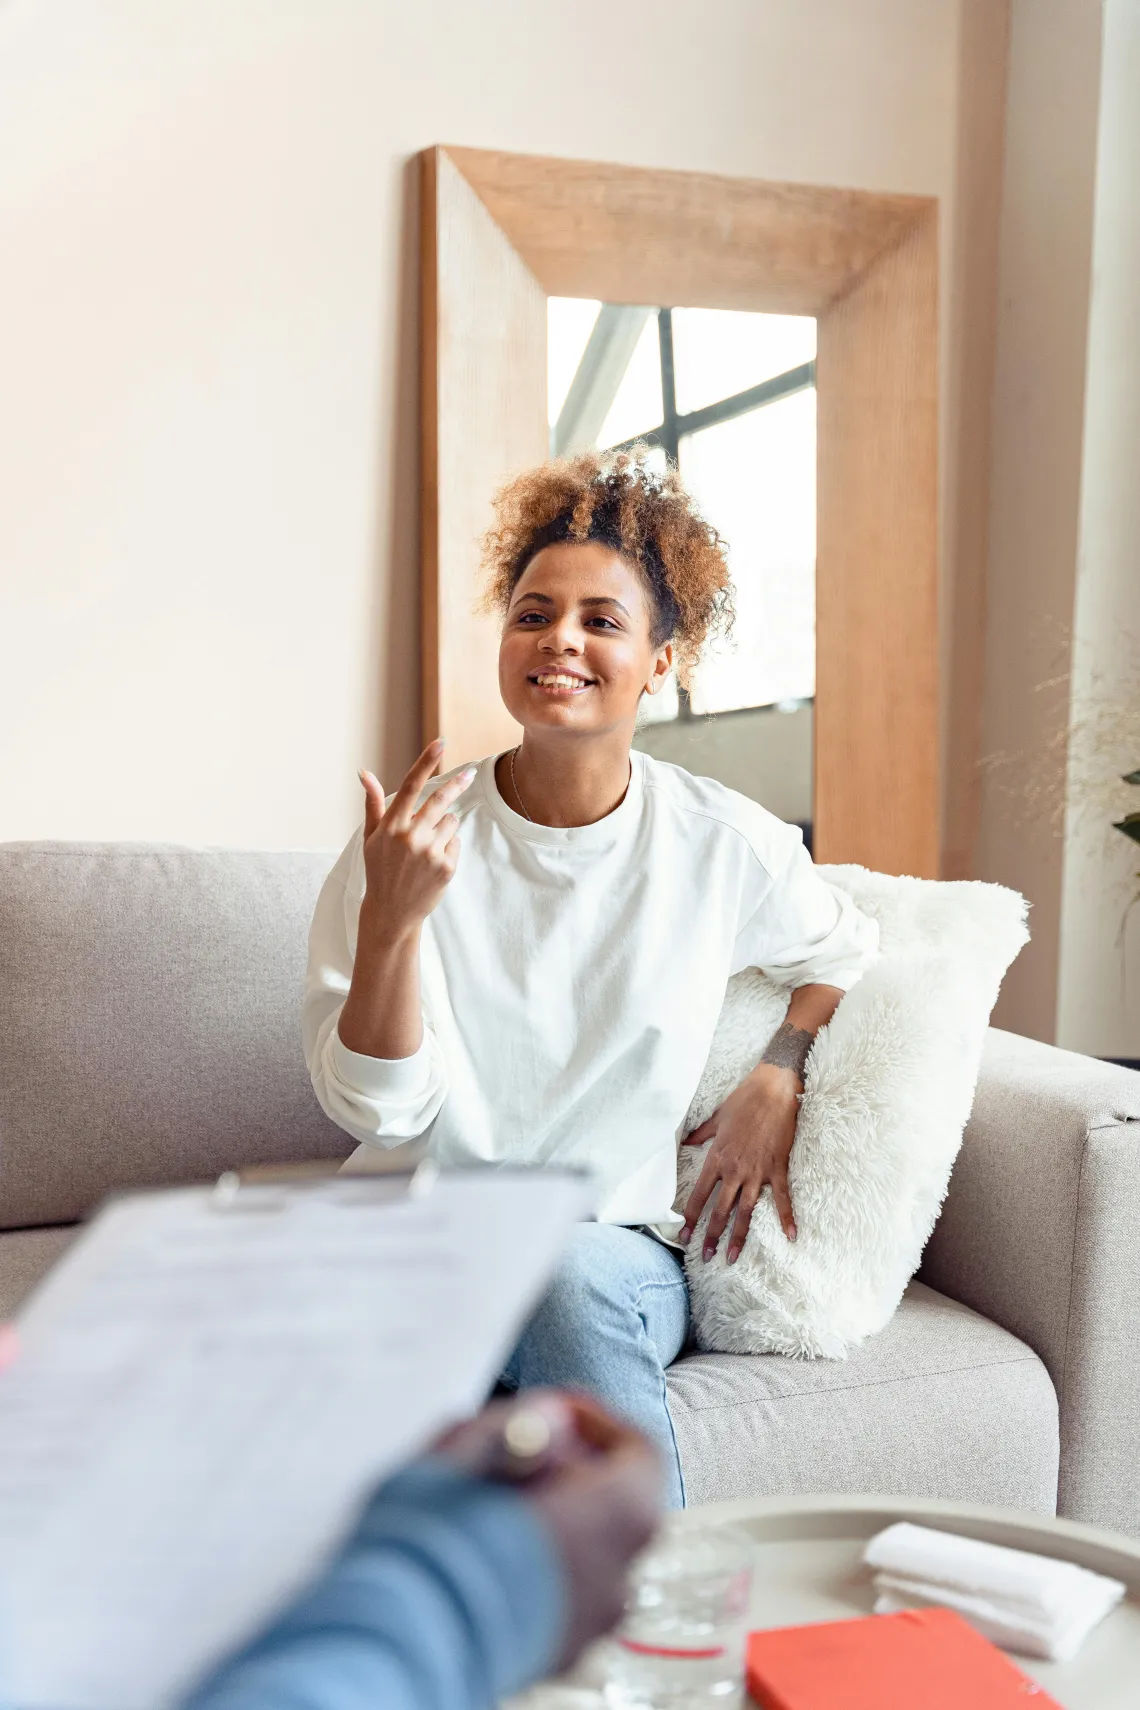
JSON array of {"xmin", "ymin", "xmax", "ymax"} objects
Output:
[{"xmin": 357, "ymin": 741, "xmax": 476, "ymax": 944}]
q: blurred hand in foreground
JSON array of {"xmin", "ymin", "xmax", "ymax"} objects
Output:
[{"xmin": 434, "ymin": 1391, "xmax": 663, "ymax": 1670}]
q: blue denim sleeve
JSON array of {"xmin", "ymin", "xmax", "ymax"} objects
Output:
[{"xmin": 180, "ymin": 1460, "xmax": 566, "ymax": 1710}]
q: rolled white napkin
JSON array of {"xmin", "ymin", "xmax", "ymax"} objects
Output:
[{"xmin": 863, "ymin": 1522, "xmax": 1126, "ymax": 1663}]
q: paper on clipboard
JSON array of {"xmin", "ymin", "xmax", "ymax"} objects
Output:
[{"xmin": 0, "ymin": 1166, "xmax": 593, "ymax": 1710}]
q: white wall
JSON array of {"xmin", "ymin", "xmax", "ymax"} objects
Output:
[
  {"xmin": 1056, "ymin": 0, "xmax": 1140, "ymax": 1058},
  {"xmin": 1, "ymin": 0, "xmax": 967, "ymax": 849},
  {"xmin": 975, "ymin": 0, "xmax": 1104, "ymax": 1042}
]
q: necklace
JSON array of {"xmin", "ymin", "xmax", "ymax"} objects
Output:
[
  {"xmin": 509, "ymin": 746, "xmax": 535, "ymax": 822},
  {"xmin": 510, "ymin": 747, "xmax": 634, "ymax": 825}
]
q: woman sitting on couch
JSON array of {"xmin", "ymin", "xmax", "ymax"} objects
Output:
[{"xmin": 303, "ymin": 451, "xmax": 878, "ymax": 1507}]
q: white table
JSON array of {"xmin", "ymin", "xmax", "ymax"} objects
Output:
[{"xmin": 509, "ymin": 1494, "xmax": 1140, "ymax": 1710}]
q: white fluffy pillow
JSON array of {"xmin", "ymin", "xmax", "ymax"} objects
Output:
[{"xmin": 676, "ymin": 867, "xmax": 1029, "ymax": 1360}]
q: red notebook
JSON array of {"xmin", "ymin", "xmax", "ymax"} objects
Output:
[{"xmin": 746, "ymin": 1608, "xmax": 1064, "ymax": 1708}]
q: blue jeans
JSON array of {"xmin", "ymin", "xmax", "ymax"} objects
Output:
[{"xmin": 501, "ymin": 1223, "xmax": 690, "ymax": 1508}]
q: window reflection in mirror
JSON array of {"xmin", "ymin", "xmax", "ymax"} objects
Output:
[{"xmin": 547, "ymin": 299, "xmax": 816, "ymax": 848}]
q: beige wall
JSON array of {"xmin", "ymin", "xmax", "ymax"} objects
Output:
[
  {"xmin": 1, "ymin": 0, "xmax": 980, "ymax": 851},
  {"xmin": 1056, "ymin": 0, "xmax": 1140, "ymax": 1058},
  {"xmin": 977, "ymin": 0, "xmax": 1104, "ymax": 1041}
]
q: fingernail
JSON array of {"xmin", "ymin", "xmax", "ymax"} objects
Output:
[
  {"xmin": 462, "ymin": 765, "xmax": 477, "ymax": 781},
  {"xmin": 679, "ymin": 1226, "xmax": 691, "ymax": 1245},
  {"xmin": 727, "ymin": 1247, "xmax": 739, "ymax": 1265},
  {"xmin": 788, "ymin": 1228, "xmax": 798, "ymax": 1243},
  {"xmin": 703, "ymin": 1243, "xmax": 715, "ymax": 1264}
]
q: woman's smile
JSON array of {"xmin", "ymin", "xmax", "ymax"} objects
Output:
[{"xmin": 528, "ymin": 667, "xmax": 597, "ymax": 695}]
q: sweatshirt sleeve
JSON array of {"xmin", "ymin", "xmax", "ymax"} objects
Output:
[
  {"xmin": 179, "ymin": 1461, "xmax": 566, "ymax": 1710},
  {"xmin": 302, "ymin": 836, "xmax": 449, "ymax": 1148},
  {"xmin": 731, "ymin": 826, "xmax": 879, "ymax": 992}
]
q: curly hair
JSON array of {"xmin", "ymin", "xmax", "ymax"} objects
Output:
[{"xmin": 481, "ymin": 448, "xmax": 734, "ymax": 683}]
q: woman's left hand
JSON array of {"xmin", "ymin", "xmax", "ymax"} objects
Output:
[{"xmin": 679, "ymin": 1063, "xmax": 801, "ymax": 1262}]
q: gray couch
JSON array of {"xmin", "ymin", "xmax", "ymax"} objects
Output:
[{"xmin": 3, "ymin": 843, "xmax": 1139, "ymax": 1530}]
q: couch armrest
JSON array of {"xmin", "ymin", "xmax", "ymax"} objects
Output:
[{"xmin": 920, "ymin": 1027, "xmax": 1140, "ymax": 1534}]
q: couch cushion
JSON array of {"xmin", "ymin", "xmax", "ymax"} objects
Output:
[
  {"xmin": 3, "ymin": 1251, "xmax": 1058, "ymax": 1517},
  {"xmin": 0, "ymin": 844, "xmax": 352, "ymax": 1228},
  {"xmin": 678, "ymin": 870, "xmax": 1028, "ymax": 1359},
  {"xmin": 0, "ymin": 1226, "xmax": 78, "ymax": 1317},
  {"xmin": 669, "ymin": 1281, "xmax": 1059, "ymax": 1512}
]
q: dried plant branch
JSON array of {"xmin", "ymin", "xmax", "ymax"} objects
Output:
[{"xmin": 979, "ymin": 622, "xmax": 1140, "ymax": 870}]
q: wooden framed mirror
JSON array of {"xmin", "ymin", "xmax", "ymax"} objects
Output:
[{"xmin": 420, "ymin": 145, "xmax": 938, "ymax": 877}]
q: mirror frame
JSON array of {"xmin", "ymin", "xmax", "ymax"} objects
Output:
[{"xmin": 420, "ymin": 145, "xmax": 939, "ymax": 877}]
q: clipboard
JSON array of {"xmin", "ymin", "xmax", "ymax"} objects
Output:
[{"xmin": 0, "ymin": 1164, "xmax": 593, "ymax": 1710}]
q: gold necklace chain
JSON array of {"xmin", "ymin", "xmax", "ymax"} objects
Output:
[{"xmin": 509, "ymin": 746, "xmax": 535, "ymax": 823}]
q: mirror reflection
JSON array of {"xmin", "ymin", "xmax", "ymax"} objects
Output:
[{"xmin": 548, "ymin": 300, "xmax": 816, "ymax": 847}]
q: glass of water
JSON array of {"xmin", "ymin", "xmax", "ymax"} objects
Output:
[{"xmin": 602, "ymin": 1523, "xmax": 754, "ymax": 1709}]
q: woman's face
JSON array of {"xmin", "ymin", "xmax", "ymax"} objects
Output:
[{"xmin": 498, "ymin": 541, "xmax": 673, "ymax": 739}]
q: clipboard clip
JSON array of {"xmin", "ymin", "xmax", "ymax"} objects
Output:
[{"xmin": 210, "ymin": 1156, "xmax": 440, "ymax": 1212}]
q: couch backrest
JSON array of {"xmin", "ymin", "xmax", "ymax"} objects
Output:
[{"xmin": 0, "ymin": 843, "xmax": 352, "ymax": 1229}]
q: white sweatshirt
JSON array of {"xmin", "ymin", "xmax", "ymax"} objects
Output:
[{"xmin": 303, "ymin": 750, "xmax": 878, "ymax": 1232}]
